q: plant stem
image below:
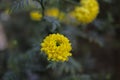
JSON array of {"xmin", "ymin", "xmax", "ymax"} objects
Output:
[
  {"xmin": 40, "ymin": 0, "xmax": 45, "ymax": 16},
  {"xmin": 36, "ymin": 0, "xmax": 45, "ymax": 16}
]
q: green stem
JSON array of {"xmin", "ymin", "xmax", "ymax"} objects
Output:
[
  {"xmin": 35, "ymin": 0, "xmax": 45, "ymax": 16},
  {"xmin": 40, "ymin": 0, "xmax": 45, "ymax": 16}
]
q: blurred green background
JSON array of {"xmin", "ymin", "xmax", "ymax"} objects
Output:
[{"xmin": 0, "ymin": 0, "xmax": 120, "ymax": 80}]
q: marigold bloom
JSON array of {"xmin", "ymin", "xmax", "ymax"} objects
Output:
[
  {"xmin": 30, "ymin": 11, "xmax": 42, "ymax": 21},
  {"xmin": 70, "ymin": 0, "xmax": 99, "ymax": 24},
  {"xmin": 45, "ymin": 8, "xmax": 59, "ymax": 18},
  {"xmin": 41, "ymin": 33, "xmax": 72, "ymax": 62},
  {"xmin": 45, "ymin": 8, "xmax": 65, "ymax": 21}
]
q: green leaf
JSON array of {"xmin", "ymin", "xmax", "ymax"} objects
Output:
[{"xmin": 11, "ymin": 0, "xmax": 41, "ymax": 13}]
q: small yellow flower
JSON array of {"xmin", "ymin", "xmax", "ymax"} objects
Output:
[
  {"xmin": 70, "ymin": 0, "xmax": 99, "ymax": 24},
  {"xmin": 45, "ymin": 8, "xmax": 59, "ymax": 18},
  {"xmin": 30, "ymin": 11, "xmax": 42, "ymax": 21},
  {"xmin": 41, "ymin": 33, "xmax": 72, "ymax": 62},
  {"xmin": 45, "ymin": 8, "xmax": 65, "ymax": 21}
]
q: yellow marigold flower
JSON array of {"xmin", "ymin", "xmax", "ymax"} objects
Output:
[
  {"xmin": 45, "ymin": 8, "xmax": 65, "ymax": 21},
  {"xmin": 41, "ymin": 33, "xmax": 72, "ymax": 62},
  {"xmin": 71, "ymin": 0, "xmax": 99, "ymax": 24},
  {"xmin": 81, "ymin": 0, "xmax": 99, "ymax": 13},
  {"xmin": 45, "ymin": 8, "xmax": 59, "ymax": 18},
  {"xmin": 30, "ymin": 11, "xmax": 42, "ymax": 21}
]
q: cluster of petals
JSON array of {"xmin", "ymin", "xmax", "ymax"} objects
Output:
[
  {"xmin": 70, "ymin": 0, "xmax": 99, "ymax": 24},
  {"xmin": 41, "ymin": 33, "xmax": 72, "ymax": 62}
]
